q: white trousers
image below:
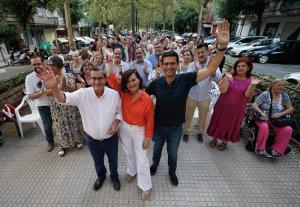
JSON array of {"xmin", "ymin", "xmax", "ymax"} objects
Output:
[{"xmin": 119, "ymin": 121, "xmax": 152, "ymax": 191}]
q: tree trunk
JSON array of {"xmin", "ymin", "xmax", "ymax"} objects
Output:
[
  {"xmin": 131, "ymin": 0, "xmax": 136, "ymax": 36},
  {"xmin": 197, "ymin": 0, "xmax": 204, "ymax": 39},
  {"xmin": 256, "ymin": 10, "xmax": 264, "ymax": 36},
  {"xmin": 64, "ymin": 0, "xmax": 74, "ymax": 48}
]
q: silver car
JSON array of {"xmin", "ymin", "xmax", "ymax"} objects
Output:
[{"xmin": 230, "ymin": 39, "xmax": 273, "ymax": 57}]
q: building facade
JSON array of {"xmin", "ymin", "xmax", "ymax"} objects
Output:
[{"xmin": 233, "ymin": 0, "xmax": 300, "ymax": 40}]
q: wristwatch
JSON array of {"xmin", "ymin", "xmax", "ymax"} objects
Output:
[{"xmin": 217, "ymin": 44, "xmax": 227, "ymax": 52}]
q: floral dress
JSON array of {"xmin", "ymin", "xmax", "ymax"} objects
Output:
[{"xmin": 49, "ymin": 75, "xmax": 84, "ymax": 148}]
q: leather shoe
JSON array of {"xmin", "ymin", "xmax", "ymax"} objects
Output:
[
  {"xmin": 169, "ymin": 172, "xmax": 179, "ymax": 186},
  {"xmin": 183, "ymin": 134, "xmax": 189, "ymax": 142},
  {"xmin": 197, "ymin": 134, "xmax": 203, "ymax": 143},
  {"xmin": 150, "ymin": 164, "xmax": 157, "ymax": 176},
  {"xmin": 111, "ymin": 178, "xmax": 121, "ymax": 191},
  {"xmin": 46, "ymin": 143, "xmax": 54, "ymax": 152},
  {"xmin": 93, "ymin": 178, "xmax": 105, "ymax": 191}
]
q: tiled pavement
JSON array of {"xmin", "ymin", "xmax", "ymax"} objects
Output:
[{"xmin": 0, "ymin": 120, "xmax": 299, "ymax": 207}]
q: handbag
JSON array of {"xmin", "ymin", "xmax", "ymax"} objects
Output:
[{"xmin": 269, "ymin": 92, "xmax": 294, "ymax": 127}]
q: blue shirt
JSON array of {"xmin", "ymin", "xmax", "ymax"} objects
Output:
[
  {"xmin": 148, "ymin": 54, "xmax": 158, "ymax": 67},
  {"xmin": 130, "ymin": 59, "xmax": 153, "ymax": 87},
  {"xmin": 146, "ymin": 72, "xmax": 198, "ymax": 127}
]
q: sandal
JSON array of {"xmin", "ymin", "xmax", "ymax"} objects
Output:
[
  {"xmin": 76, "ymin": 143, "xmax": 83, "ymax": 149},
  {"xmin": 217, "ymin": 142, "xmax": 227, "ymax": 151},
  {"xmin": 209, "ymin": 139, "xmax": 218, "ymax": 148},
  {"xmin": 58, "ymin": 147, "xmax": 65, "ymax": 157},
  {"xmin": 141, "ymin": 190, "xmax": 150, "ymax": 200}
]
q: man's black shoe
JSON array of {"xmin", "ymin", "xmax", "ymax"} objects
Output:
[
  {"xmin": 183, "ymin": 134, "xmax": 189, "ymax": 142},
  {"xmin": 150, "ymin": 164, "xmax": 157, "ymax": 176},
  {"xmin": 111, "ymin": 178, "xmax": 121, "ymax": 191},
  {"xmin": 197, "ymin": 134, "xmax": 203, "ymax": 143},
  {"xmin": 169, "ymin": 172, "xmax": 179, "ymax": 186},
  {"xmin": 93, "ymin": 178, "xmax": 105, "ymax": 191}
]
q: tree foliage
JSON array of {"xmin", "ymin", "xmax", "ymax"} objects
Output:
[
  {"xmin": 0, "ymin": 21, "xmax": 18, "ymax": 44},
  {"xmin": 216, "ymin": 0, "xmax": 277, "ymax": 35},
  {"xmin": 0, "ymin": 0, "xmax": 48, "ymax": 30},
  {"xmin": 46, "ymin": 0, "xmax": 85, "ymax": 25}
]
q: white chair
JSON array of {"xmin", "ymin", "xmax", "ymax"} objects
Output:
[{"xmin": 15, "ymin": 95, "xmax": 45, "ymax": 138}]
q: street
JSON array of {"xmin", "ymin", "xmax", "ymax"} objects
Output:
[
  {"xmin": 225, "ymin": 55, "xmax": 300, "ymax": 78},
  {"xmin": 0, "ymin": 64, "xmax": 32, "ymax": 81}
]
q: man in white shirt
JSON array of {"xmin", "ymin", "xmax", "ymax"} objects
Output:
[
  {"xmin": 25, "ymin": 56, "xmax": 54, "ymax": 152},
  {"xmin": 36, "ymin": 66, "xmax": 122, "ymax": 192},
  {"xmin": 48, "ymin": 45, "xmax": 65, "ymax": 63},
  {"xmin": 105, "ymin": 48, "xmax": 129, "ymax": 76}
]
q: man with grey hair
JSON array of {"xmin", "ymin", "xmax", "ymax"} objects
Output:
[
  {"xmin": 148, "ymin": 41, "xmax": 163, "ymax": 67},
  {"xmin": 36, "ymin": 66, "xmax": 122, "ymax": 192}
]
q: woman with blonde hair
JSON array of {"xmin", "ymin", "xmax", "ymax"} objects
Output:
[
  {"xmin": 252, "ymin": 79, "xmax": 293, "ymax": 157},
  {"xmin": 91, "ymin": 53, "xmax": 105, "ymax": 70}
]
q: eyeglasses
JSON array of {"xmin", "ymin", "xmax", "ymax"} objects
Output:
[
  {"xmin": 48, "ymin": 64, "xmax": 57, "ymax": 67},
  {"xmin": 91, "ymin": 76, "xmax": 105, "ymax": 81}
]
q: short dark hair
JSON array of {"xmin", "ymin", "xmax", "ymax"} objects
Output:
[
  {"xmin": 49, "ymin": 56, "xmax": 64, "ymax": 68},
  {"xmin": 120, "ymin": 69, "xmax": 143, "ymax": 92},
  {"xmin": 161, "ymin": 50, "xmax": 179, "ymax": 63},
  {"xmin": 232, "ymin": 57, "xmax": 253, "ymax": 78},
  {"xmin": 196, "ymin": 43, "xmax": 208, "ymax": 50},
  {"xmin": 89, "ymin": 66, "xmax": 107, "ymax": 78}
]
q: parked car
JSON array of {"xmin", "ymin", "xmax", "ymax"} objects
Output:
[
  {"xmin": 82, "ymin": 36, "xmax": 95, "ymax": 44},
  {"xmin": 175, "ymin": 35, "xmax": 184, "ymax": 44},
  {"xmin": 230, "ymin": 36, "xmax": 241, "ymax": 42},
  {"xmin": 226, "ymin": 36, "xmax": 267, "ymax": 54},
  {"xmin": 230, "ymin": 38, "xmax": 273, "ymax": 57},
  {"xmin": 245, "ymin": 40, "xmax": 300, "ymax": 64},
  {"xmin": 74, "ymin": 37, "xmax": 90, "ymax": 49},
  {"xmin": 204, "ymin": 35, "xmax": 216, "ymax": 44},
  {"xmin": 284, "ymin": 73, "xmax": 300, "ymax": 87}
]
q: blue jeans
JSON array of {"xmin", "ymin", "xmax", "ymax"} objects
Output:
[
  {"xmin": 38, "ymin": 106, "xmax": 54, "ymax": 144},
  {"xmin": 152, "ymin": 125, "xmax": 183, "ymax": 173},
  {"xmin": 85, "ymin": 132, "xmax": 119, "ymax": 180}
]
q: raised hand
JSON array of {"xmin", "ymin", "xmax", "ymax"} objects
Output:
[
  {"xmin": 224, "ymin": 70, "xmax": 233, "ymax": 81},
  {"xmin": 216, "ymin": 20, "xmax": 230, "ymax": 47},
  {"xmin": 36, "ymin": 65, "xmax": 58, "ymax": 90},
  {"xmin": 251, "ymin": 78, "xmax": 261, "ymax": 85}
]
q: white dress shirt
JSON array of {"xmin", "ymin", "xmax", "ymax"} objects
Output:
[{"xmin": 63, "ymin": 87, "xmax": 122, "ymax": 140}]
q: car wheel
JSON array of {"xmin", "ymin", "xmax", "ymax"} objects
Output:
[
  {"xmin": 258, "ymin": 55, "xmax": 268, "ymax": 64},
  {"xmin": 239, "ymin": 51, "xmax": 246, "ymax": 57}
]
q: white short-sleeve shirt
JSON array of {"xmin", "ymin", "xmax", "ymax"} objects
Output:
[
  {"xmin": 63, "ymin": 87, "xmax": 122, "ymax": 140},
  {"xmin": 25, "ymin": 72, "xmax": 50, "ymax": 106}
]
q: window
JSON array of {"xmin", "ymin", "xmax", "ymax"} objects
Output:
[
  {"xmin": 263, "ymin": 23, "xmax": 280, "ymax": 37},
  {"xmin": 248, "ymin": 22, "xmax": 257, "ymax": 36}
]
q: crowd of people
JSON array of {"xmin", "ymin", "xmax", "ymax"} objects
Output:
[{"xmin": 24, "ymin": 21, "xmax": 294, "ymax": 201}]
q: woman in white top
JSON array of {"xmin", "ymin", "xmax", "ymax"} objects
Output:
[
  {"xmin": 70, "ymin": 52, "xmax": 82, "ymax": 74},
  {"xmin": 178, "ymin": 50, "xmax": 193, "ymax": 74}
]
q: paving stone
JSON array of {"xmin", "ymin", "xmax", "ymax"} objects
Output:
[{"xmin": 0, "ymin": 121, "xmax": 299, "ymax": 207}]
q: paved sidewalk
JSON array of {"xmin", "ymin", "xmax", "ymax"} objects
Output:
[{"xmin": 0, "ymin": 121, "xmax": 299, "ymax": 207}]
